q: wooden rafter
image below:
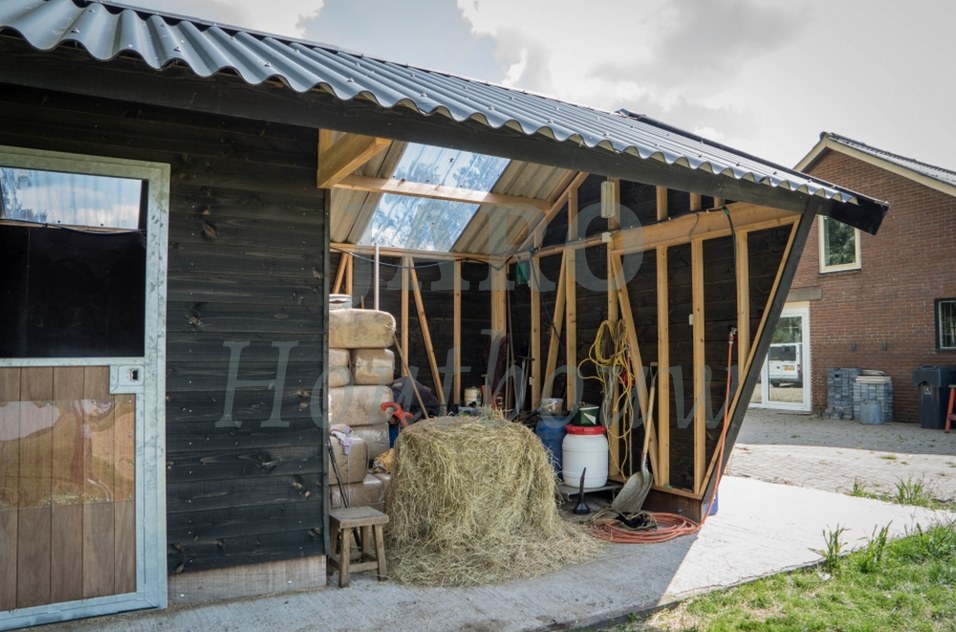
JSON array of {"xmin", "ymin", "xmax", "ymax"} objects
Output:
[
  {"xmin": 334, "ymin": 174, "xmax": 549, "ymax": 212},
  {"xmin": 317, "ymin": 131, "xmax": 391, "ymax": 189}
]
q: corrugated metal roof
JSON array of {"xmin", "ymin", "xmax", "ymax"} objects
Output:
[
  {"xmin": 825, "ymin": 133, "xmax": 956, "ymax": 190},
  {"xmin": 0, "ymin": 0, "xmax": 888, "ymax": 231}
]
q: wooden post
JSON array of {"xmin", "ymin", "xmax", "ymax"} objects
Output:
[
  {"xmin": 332, "ymin": 252, "xmax": 349, "ymax": 295},
  {"xmin": 692, "ymin": 239, "xmax": 706, "ymax": 495},
  {"xmin": 656, "ymin": 186, "xmax": 668, "ymax": 222},
  {"xmin": 453, "ymin": 260, "xmax": 462, "ymax": 404},
  {"xmin": 400, "ymin": 256, "xmax": 409, "ymax": 377},
  {"xmin": 689, "ymin": 193, "xmax": 703, "ymax": 212},
  {"xmin": 344, "ymin": 251, "xmax": 353, "ymax": 297},
  {"xmin": 530, "ymin": 230, "xmax": 542, "ymax": 409},
  {"xmin": 656, "ymin": 246, "xmax": 670, "ymax": 486},
  {"xmin": 410, "ymin": 262, "xmax": 444, "ymax": 406},
  {"xmin": 488, "ymin": 260, "xmax": 508, "ymax": 407},
  {"xmin": 735, "ymin": 230, "xmax": 751, "ymax": 377},
  {"xmin": 565, "ymin": 187, "xmax": 579, "ymax": 408},
  {"xmin": 543, "ymin": 254, "xmax": 567, "ymax": 400}
]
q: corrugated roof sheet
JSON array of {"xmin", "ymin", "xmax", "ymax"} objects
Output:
[
  {"xmin": 0, "ymin": 0, "xmax": 888, "ymax": 228},
  {"xmin": 825, "ymin": 133, "xmax": 956, "ymax": 190}
]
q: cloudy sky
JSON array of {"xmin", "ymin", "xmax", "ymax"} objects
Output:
[{"xmin": 118, "ymin": 0, "xmax": 954, "ymax": 171}]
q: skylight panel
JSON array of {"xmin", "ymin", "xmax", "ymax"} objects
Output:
[{"xmin": 359, "ymin": 144, "xmax": 509, "ymax": 251}]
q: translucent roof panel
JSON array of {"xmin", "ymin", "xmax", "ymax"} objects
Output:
[{"xmin": 359, "ymin": 144, "xmax": 509, "ymax": 251}]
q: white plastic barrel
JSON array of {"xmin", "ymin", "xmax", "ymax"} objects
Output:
[{"xmin": 562, "ymin": 425, "xmax": 608, "ymax": 489}]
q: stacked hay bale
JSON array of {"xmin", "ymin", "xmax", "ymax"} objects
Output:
[
  {"xmin": 328, "ymin": 306, "xmax": 397, "ymax": 511},
  {"xmin": 386, "ymin": 415, "xmax": 602, "ymax": 586}
]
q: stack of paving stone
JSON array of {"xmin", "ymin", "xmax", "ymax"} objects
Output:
[
  {"xmin": 825, "ymin": 367, "xmax": 861, "ymax": 419},
  {"xmin": 327, "ymin": 305, "xmax": 397, "ymax": 511}
]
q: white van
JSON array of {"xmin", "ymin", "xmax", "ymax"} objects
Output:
[{"xmin": 768, "ymin": 342, "xmax": 802, "ymax": 387}]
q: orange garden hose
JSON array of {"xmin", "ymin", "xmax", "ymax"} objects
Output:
[{"xmin": 590, "ymin": 328, "xmax": 736, "ymax": 543}]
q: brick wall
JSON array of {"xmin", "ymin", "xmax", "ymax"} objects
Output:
[{"xmin": 791, "ymin": 150, "xmax": 956, "ymax": 422}]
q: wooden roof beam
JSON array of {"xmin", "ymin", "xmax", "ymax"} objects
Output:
[
  {"xmin": 317, "ymin": 130, "xmax": 391, "ymax": 189},
  {"xmin": 333, "ymin": 174, "xmax": 549, "ymax": 212}
]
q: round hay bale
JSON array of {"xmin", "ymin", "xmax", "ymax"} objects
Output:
[{"xmin": 385, "ymin": 415, "xmax": 601, "ymax": 586}]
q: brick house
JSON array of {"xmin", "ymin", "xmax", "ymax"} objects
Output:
[{"xmin": 785, "ymin": 133, "xmax": 956, "ymax": 422}]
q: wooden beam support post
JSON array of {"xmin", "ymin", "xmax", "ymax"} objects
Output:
[
  {"xmin": 400, "ymin": 256, "xmax": 410, "ymax": 377},
  {"xmin": 530, "ymin": 228, "xmax": 543, "ymax": 409},
  {"xmin": 488, "ymin": 259, "xmax": 508, "ymax": 407},
  {"xmin": 453, "ymin": 260, "xmax": 462, "ymax": 404},
  {"xmin": 565, "ymin": 186, "xmax": 579, "ymax": 408},
  {"xmin": 609, "ymin": 253, "xmax": 651, "ymax": 480},
  {"xmin": 317, "ymin": 131, "xmax": 391, "ymax": 189},
  {"xmin": 543, "ymin": 254, "xmax": 567, "ymax": 400},
  {"xmin": 332, "ymin": 252, "xmax": 349, "ymax": 295},
  {"xmin": 691, "ymin": 239, "xmax": 707, "ymax": 495},
  {"xmin": 606, "ymin": 179, "xmax": 621, "ymax": 478},
  {"xmin": 689, "ymin": 193, "xmax": 703, "ymax": 212},
  {"xmin": 735, "ymin": 230, "xmax": 751, "ymax": 377},
  {"xmin": 344, "ymin": 251, "xmax": 353, "ymax": 297},
  {"xmin": 409, "ymin": 262, "xmax": 445, "ymax": 406},
  {"xmin": 655, "ymin": 246, "xmax": 670, "ymax": 486},
  {"xmin": 656, "ymin": 186, "xmax": 669, "ymax": 222}
]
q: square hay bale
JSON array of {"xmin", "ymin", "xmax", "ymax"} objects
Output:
[{"xmin": 329, "ymin": 309, "xmax": 396, "ymax": 349}]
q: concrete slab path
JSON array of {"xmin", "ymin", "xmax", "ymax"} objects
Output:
[{"xmin": 30, "ymin": 410, "xmax": 956, "ymax": 631}]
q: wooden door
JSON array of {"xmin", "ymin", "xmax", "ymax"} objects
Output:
[{"xmin": 0, "ymin": 365, "xmax": 136, "ymax": 609}]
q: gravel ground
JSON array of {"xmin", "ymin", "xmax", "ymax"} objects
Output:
[{"xmin": 728, "ymin": 409, "xmax": 956, "ymax": 503}]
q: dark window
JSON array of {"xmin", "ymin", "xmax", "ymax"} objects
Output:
[
  {"xmin": 937, "ymin": 299, "xmax": 956, "ymax": 351},
  {"xmin": 0, "ymin": 168, "xmax": 146, "ymax": 358}
]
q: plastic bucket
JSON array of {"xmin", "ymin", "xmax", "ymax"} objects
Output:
[
  {"xmin": 535, "ymin": 413, "xmax": 569, "ymax": 475},
  {"xmin": 562, "ymin": 424, "xmax": 608, "ymax": 489}
]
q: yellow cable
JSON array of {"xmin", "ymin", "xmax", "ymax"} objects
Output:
[{"xmin": 577, "ymin": 320, "xmax": 636, "ymax": 473}]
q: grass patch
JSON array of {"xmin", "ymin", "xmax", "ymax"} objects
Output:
[
  {"xmin": 603, "ymin": 522, "xmax": 956, "ymax": 632},
  {"xmin": 880, "ymin": 454, "xmax": 898, "ymax": 461}
]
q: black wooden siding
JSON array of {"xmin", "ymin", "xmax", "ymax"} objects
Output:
[{"xmin": 0, "ymin": 84, "xmax": 329, "ymax": 574}]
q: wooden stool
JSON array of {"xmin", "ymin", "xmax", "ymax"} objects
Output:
[
  {"xmin": 327, "ymin": 506, "xmax": 389, "ymax": 587},
  {"xmin": 945, "ymin": 385, "xmax": 956, "ymax": 433}
]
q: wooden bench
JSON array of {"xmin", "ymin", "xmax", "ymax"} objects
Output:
[{"xmin": 327, "ymin": 506, "xmax": 389, "ymax": 587}]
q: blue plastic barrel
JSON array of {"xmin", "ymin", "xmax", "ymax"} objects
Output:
[{"xmin": 535, "ymin": 413, "xmax": 569, "ymax": 475}]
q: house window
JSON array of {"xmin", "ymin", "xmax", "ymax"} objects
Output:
[
  {"xmin": 937, "ymin": 299, "xmax": 956, "ymax": 351},
  {"xmin": 818, "ymin": 216, "xmax": 860, "ymax": 272}
]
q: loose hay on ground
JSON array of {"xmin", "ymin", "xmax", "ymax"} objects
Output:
[{"xmin": 385, "ymin": 415, "xmax": 602, "ymax": 587}]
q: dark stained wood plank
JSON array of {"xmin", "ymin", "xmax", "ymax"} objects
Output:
[
  {"xmin": 167, "ymin": 273, "xmax": 325, "ymax": 306},
  {"xmin": 166, "ymin": 500, "xmax": 324, "ymax": 542},
  {"xmin": 166, "ymin": 446, "xmax": 321, "ymax": 484},
  {"xmin": 166, "ymin": 475, "xmax": 320, "ymax": 514},
  {"xmin": 169, "ymin": 530, "xmax": 325, "ymax": 574},
  {"xmin": 168, "ymin": 242, "xmax": 323, "ymax": 279},
  {"xmin": 166, "ymin": 302, "xmax": 323, "ymax": 337}
]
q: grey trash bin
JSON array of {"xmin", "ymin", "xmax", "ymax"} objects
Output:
[{"xmin": 911, "ymin": 366, "xmax": 956, "ymax": 429}]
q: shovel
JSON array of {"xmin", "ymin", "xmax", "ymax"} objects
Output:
[{"xmin": 611, "ymin": 363, "xmax": 657, "ymax": 514}]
